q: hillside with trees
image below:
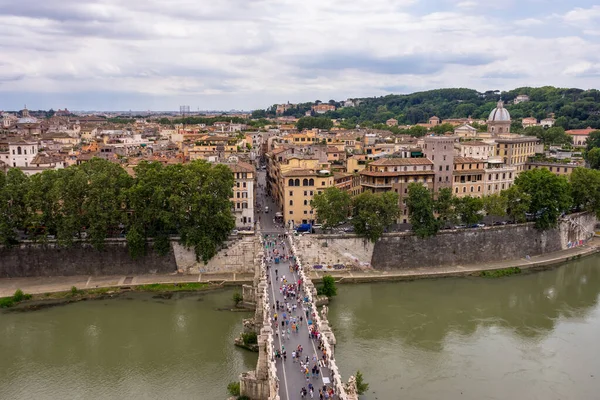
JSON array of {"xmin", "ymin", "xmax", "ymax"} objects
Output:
[{"xmin": 260, "ymin": 87, "xmax": 600, "ymax": 130}]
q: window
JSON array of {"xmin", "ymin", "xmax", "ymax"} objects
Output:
[
  {"xmin": 304, "ymin": 191, "xmax": 307, "ymax": 196},
  {"xmin": 289, "ymin": 191, "xmax": 293, "ymax": 196},
  {"xmin": 443, "ymin": 155, "xmax": 446, "ymax": 161},
  {"xmin": 463, "ymin": 187, "xmax": 466, "ymax": 193},
  {"xmin": 236, "ymin": 192, "xmax": 240, "ymax": 198},
  {"xmin": 439, "ymin": 165, "xmax": 442, "ymax": 171},
  {"xmin": 303, "ymin": 200, "xmax": 308, "ymax": 206},
  {"xmin": 295, "ymin": 179, "xmax": 300, "ymax": 186},
  {"xmin": 478, "ymin": 186, "xmax": 481, "ymax": 192},
  {"xmin": 310, "ymin": 191, "xmax": 313, "ymax": 195},
  {"xmin": 470, "ymin": 186, "xmax": 474, "ymax": 192},
  {"xmin": 17, "ymin": 146, "xmax": 21, "ymax": 155},
  {"xmin": 321, "ymin": 182, "xmax": 325, "ymax": 186},
  {"xmin": 304, "ymin": 210, "xmax": 308, "ymax": 214},
  {"xmin": 455, "ymin": 187, "xmax": 458, "ymax": 193},
  {"xmin": 289, "ymin": 200, "xmax": 293, "ymax": 206},
  {"xmin": 243, "ymin": 182, "xmax": 246, "ymax": 188},
  {"xmin": 289, "ymin": 179, "xmax": 294, "ymax": 186},
  {"xmin": 303, "ymin": 179, "xmax": 309, "ymax": 186},
  {"xmin": 289, "ymin": 211, "xmax": 293, "ymax": 214},
  {"xmin": 446, "ymin": 165, "xmax": 449, "ymax": 171},
  {"xmin": 309, "ymin": 178, "xmax": 314, "ymax": 186}
]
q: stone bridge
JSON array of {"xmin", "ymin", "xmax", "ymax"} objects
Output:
[{"xmin": 235, "ymin": 224, "xmax": 357, "ymax": 400}]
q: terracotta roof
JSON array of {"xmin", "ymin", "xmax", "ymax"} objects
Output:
[
  {"xmin": 226, "ymin": 161, "xmax": 255, "ymax": 173},
  {"xmin": 566, "ymin": 128, "xmax": 595, "ymax": 136},
  {"xmin": 369, "ymin": 158, "xmax": 433, "ymax": 166},
  {"xmin": 454, "ymin": 157, "xmax": 483, "ymax": 164},
  {"xmin": 460, "ymin": 141, "xmax": 491, "ymax": 146},
  {"xmin": 360, "ymin": 170, "xmax": 434, "ymax": 177},
  {"xmin": 282, "ymin": 169, "xmax": 318, "ymax": 177}
]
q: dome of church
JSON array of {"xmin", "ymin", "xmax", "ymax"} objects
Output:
[
  {"xmin": 17, "ymin": 116, "xmax": 38, "ymax": 124},
  {"xmin": 488, "ymin": 100, "xmax": 510, "ymax": 122}
]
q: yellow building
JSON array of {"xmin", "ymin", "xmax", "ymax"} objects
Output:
[
  {"xmin": 495, "ymin": 137, "xmax": 541, "ymax": 172},
  {"xmin": 524, "ymin": 160, "xmax": 580, "ymax": 177},
  {"xmin": 452, "ymin": 157, "xmax": 485, "ymax": 197}
]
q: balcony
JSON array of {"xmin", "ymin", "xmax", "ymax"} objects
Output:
[{"xmin": 361, "ymin": 181, "xmax": 392, "ymax": 188}]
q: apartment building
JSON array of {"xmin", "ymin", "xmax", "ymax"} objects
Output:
[
  {"xmin": 422, "ymin": 135, "xmax": 457, "ymax": 191},
  {"xmin": 452, "ymin": 157, "xmax": 485, "ymax": 197},
  {"xmin": 225, "ymin": 161, "xmax": 255, "ymax": 228},
  {"xmin": 360, "ymin": 158, "xmax": 435, "ymax": 223},
  {"xmin": 457, "ymin": 141, "xmax": 495, "ymax": 160},
  {"xmin": 524, "ymin": 160, "xmax": 580, "ymax": 177},
  {"xmin": 494, "ymin": 136, "xmax": 541, "ymax": 172},
  {"xmin": 483, "ymin": 159, "xmax": 516, "ymax": 195}
]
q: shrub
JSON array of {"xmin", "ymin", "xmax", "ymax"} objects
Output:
[
  {"xmin": 480, "ymin": 267, "xmax": 521, "ymax": 278},
  {"xmin": 13, "ymin": 289, "xmax": 25, "ymax": 302},
  {"xmin": 356, "ymin": 370, "xmax": 369, "ymax": 395},
  {"xmin": 227, "ymin": 381, "xmax": 240, "ymax": 397},
  {"xmin": 241, "ymin": 332, "xmax": 258, "ymax": 346},
  {"xmin": 233, "ymin": 292, "xmax": 243, "ymax": 305},
  {"xmin": 71, "ymin": 286, "xmax": 80, "ymax": 295},
  {"xmin": 317, "ymin": 275, "xmax": 337, "ymax": 297}
]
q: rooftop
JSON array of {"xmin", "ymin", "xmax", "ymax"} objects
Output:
[{"xmin": 370, "ymin": 157, "xmax": 433, "ymax": 166}]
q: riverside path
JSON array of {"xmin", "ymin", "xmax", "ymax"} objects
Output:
[{"xmin": 256, "ymin": 171, "xmax": 342, "ymax": 400}]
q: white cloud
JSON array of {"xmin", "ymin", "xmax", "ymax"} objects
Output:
[
  {"xmin": 514, "ymin": 18, "xmax": 543, "ymax": 27},
  {"xmin": 564, "ymin": 5, "xmax": 600, "ymax": 23},
  {"xmin": 456, "ymin": 1, "xmax": 477, "ymax": 8},
  {"xmin": 0, "ymin": 0, "xmax": 599, "ymax": 110}
]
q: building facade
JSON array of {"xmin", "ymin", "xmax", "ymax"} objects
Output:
[
  {"xmin": 452, "ymin": 157, "xmax": 485, "ymax": 197},
  {"xmin": 422, "ymin": 135, "xmax": 456, "ymax": 191},
  {"xmin": 360, "ymin": 158, "xmax": 435, "ymax": 223}
]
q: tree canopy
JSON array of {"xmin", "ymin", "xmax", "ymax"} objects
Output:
[
  {"xmin": 351, "ymin": 191, "xmax": 399, "ymax": 242},
  {"xmin": 0, "ymin": 158, "xmax": 235, "ymax": 262},
  {"xmin": 311, "ymin": 187, "xmax": 352, "ymax": 230}
]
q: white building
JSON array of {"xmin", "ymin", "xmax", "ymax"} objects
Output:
[
  {"xmin": 513, "ymin": 94, "xmax": 530, "ymax": 104},
  {"xmin": 540, "ymin": 118, "xmax": 555, "ymax": 128},
  {"xmin": 483, "ymin": 159, "xmax": 516, "ymax": 195},
  {"xmin": 457, "ymin": 141, "xmax": 495, "ymax": 160},
  {"xmin": 5, "ymin": 139, "xmax": 39, "ymax": 168}
]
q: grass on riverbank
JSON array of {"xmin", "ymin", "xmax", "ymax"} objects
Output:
[
  {"xmin": 480, "ymin": 267, "xmax": 522, "ymax": 278},
  {"xmin": 0, "ymin": 289, "xmax": 33, "ymax": 308}
]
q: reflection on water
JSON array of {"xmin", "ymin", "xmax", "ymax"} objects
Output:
[
  {"xmin": 330, "ymin": 255, "xmax": 600, "ymax": 400},
  {"xmin": 0, "ymin": 290, "xmax": 256, "ymax": 400}
]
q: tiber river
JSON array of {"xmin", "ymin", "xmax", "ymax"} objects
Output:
[{"xmin": 1, "ymin": 255, "xmax": 600, "ymax": 400}]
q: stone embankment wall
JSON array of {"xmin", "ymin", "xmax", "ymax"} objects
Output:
[
  {"xmin": 0, "ymin": 240, "xmax": 176, "ymax": 278},
  {"xmin": 0, "ymin": 234, "xmax": 262, "ymax": 278},
  {"xmin": 296, "ymin": 213, "xmax": 597, "ymax": 271}
]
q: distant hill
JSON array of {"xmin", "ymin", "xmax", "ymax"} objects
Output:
[{"xmin": 260, "ymin": 87, "xmax": 600, "ymax": 130}]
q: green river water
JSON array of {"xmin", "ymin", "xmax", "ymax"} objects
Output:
[{"xmin": 1, "ymin": 255, "xmax": 600, "ymax": 400}]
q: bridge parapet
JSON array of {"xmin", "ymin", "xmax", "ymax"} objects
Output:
[{"xmin": 287, "ymin": 232, "xmax": 356, "ymax": 400}]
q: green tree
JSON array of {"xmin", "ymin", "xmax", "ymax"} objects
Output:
[
  {"xmin": 434, "ymin": 187, "xmax": 456, "ymax": 224},
  {"xmin": 351, "ymin": 191, "xmax": 399, "ymax": 242},
  {"xmin": 570, "ymin": 167, "xmax": 600, "ymax": 217},
  {"xmin": 454, "ymin": 196, "xmax": 484, "ymax": 225},
  {"xmin": 311, "ymin": 187, "xmax": 351, "ymax": 229},
  {"xmin": 586, "ymin": 130, "xmax": 600, "ymax": 151},
  {"xmin": 296, "ymin": 116, "xmax": 333, "ymax": 130},
  {"xmin": 227, "ymin": 381, "xmax": 240, "ymax": 397},
  {"xmin": 355, "ymin": 370, "xmax": 369, "ymax": 395},
  {"xmin": 406, "ymin": 183, "xmax": 439, "ymax": 238},
  {"xmin": 431, "ymin": 123, "xmax": 456, "ymax": 135},
  {"xmin": 0, "ymin": 169, "xmax": 30, "ymax": 246},
  {"xmin": 483, "ymin": 194, "xmax": 507, "ymax": 224},
  {"xmin": 586, "ymin": 147, "xmax": 600, "ymax": 169},
  {"xmin": 317, "ymin": 275, "xmax": 337, "ymax": 297},
  {"xmin": 513, "ymin": 168, "xmax": 571, "ymax": 229},
  {"xmin": 502, "ymin": 185, "xmax": 531, "ymax": 223}
]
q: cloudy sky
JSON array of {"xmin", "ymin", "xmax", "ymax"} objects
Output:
[{"xmin": 1, "ymin": 0, "xmax": 599, "ymax": 111}]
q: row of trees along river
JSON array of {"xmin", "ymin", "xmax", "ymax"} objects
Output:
[
  {"xmin": 0, "ymin": 158, "xmax": 235, "ymax": 262},
  {"xmin": 312, "ymin": 168, "xmax": 600, "ymax": 242}
]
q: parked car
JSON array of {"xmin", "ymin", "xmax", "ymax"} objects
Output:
[{"xmin": 454, "ymin": 225, "xmax": 466, "ymax": 229}]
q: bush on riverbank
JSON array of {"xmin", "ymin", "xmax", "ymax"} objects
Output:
[
  {"xmin": 480, "ymin": 267, "xmax": 522, "ymax": 278},
  {"xmin": 227, "ymin": 381, "xmax": 240, "ymax": 396},
  {"xmin": 355, "ymin": 370, "xmax": 369, "ymax": 395},
  {"xmin": 317, "ymin": 275, "xmax": 337, "ymax": 297},
  {"xmin": 0, "ymin": 289, "xmax": 32, "ymax": 308},
  {"xmin": 241, "ymin": 332, "xmax": 258, "ymax": 346}
]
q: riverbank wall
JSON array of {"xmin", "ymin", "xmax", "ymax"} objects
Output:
[
  {"xmin": 0, "ymin": 239, "xmax": 177, "ymax": 278},
  {"xmin": 296, "ymin": 213, "xmax": 597, "ymax": 270}
]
